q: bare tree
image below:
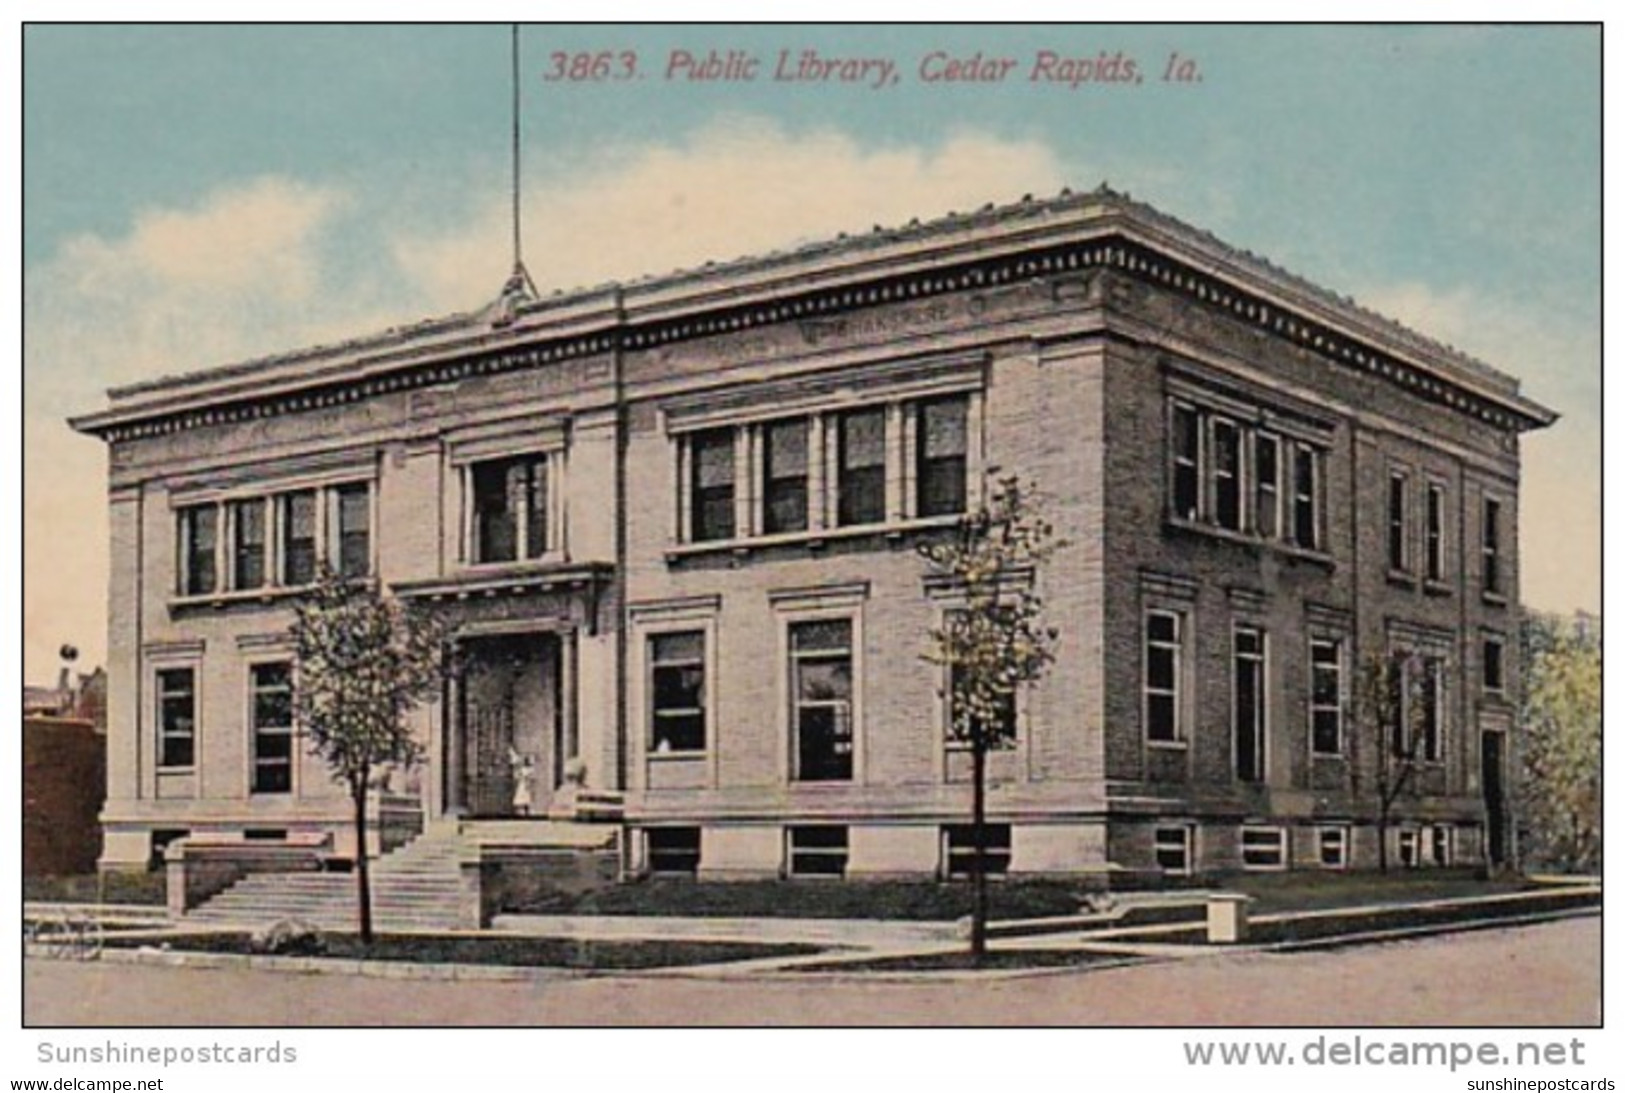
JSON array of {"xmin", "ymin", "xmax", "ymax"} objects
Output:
[{"xmin": 1351, "ymin": 649, "xmax": 1431, "ymax": 872}]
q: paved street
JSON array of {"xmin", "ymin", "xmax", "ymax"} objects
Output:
[{"xmin": 24, "ymin": 915, "xmax": 1598, "ymax": 1026}]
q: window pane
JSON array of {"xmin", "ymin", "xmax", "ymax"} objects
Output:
[
  {"xmin": 1254, "ymin": 434, "xmax": 1279, "ymax": 537},
  {"xmin": 1147, "ymin": 613, "xmax": 1177, "ymax": 644},
  {"xmin": 838, "ymin": 410, "xmax": 886, "ymax": 526},
  {"xmin": 337, "ymin": 484, "xmax": 371, "ymax": 577},
  {"xmin": 1146, "ymin": 645, "xmax": 1176, "ymax": 691},
  {"xmin": 1146, "ymin": 693, "xmax": 1176, "ymax": 741},
  {"xmin": 1388, "ymin": 475, "xmax": 1408, "ymax": 570},
  {"xmin": 282, "ymin": 491, "xmax": 317, "ymax": 585},
  {"xmin": 918, "ymin": 397, "xmax": 968, "ymax": 518},
  {"xmin": 1294, "ymin": 448, "xmax": 1319, "ymax": 549},
  {"xmin": 796, "ymin": 660, "xmax": 852, "ymax": 703},
  {"xmin": 796, "ymin": 705, "xmax": 853, "ymax": 781},
  {"xmin": 473, "ymin": 462, "xmax": 518, "ymax": 563},
  {"xmin": 791, "ymin": 619, "xmax": 851, "ymax": 653},
  {"xmin": 182, "ymin": 506, "xmax": 218, "ymax": 595},
  {"xmin": 763, "ymin": 419, "xmax": 809, "ymax": 534},
  {"xmin": 691, "ymin": 430, "xmax": 735, "ymax": 542},
  {"xmin": 1313, "ymin": 710, "xmax": 1341, "ymax": 755},
  {"xmin": 653, "ymin": 664, "xmax": 704, "ymax": 712},
  {"xmin": 157, "ymin": 669, "xmax": 195, "ymax": 767},
  {"xmin": 1172, "ymin": 406, "xmax": 1200, "ymax": 520},
  {"xmin": 232, "ymin": 500, "xmax": 266, "ymax": 591},
  {"xmin": 1213, "ymin": 420, "xmax": 1241, "ymax": 531},
  {"xmin": 652, "ymin": 631, "xmax": 704, "ymax": 664}
]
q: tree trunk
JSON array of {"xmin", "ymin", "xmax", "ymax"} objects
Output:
[
  {"xmin": 970, "ymin": 739, "xmax": 988, "ymax": 962},
  {"xmin": 353, "ymin": 781, "xmax": 374, "ymax": 944}
]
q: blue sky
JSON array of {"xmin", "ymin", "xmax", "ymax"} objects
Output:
[{"xmin": 21, "ymin": 24, "xmax": 1601, "ymax": 679}]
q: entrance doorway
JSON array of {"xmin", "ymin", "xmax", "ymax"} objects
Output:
[{"xmin": 454, "ymin": 633, "xmax": 562, "ymax": 818}]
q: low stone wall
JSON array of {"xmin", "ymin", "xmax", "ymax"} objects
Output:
[
  {"xmin": 460, "ymin": 838, "xmax": 623, "ymax": 928},
  {"xmin": 166, "ymin": 836, "xmax": 332, "ymax": 916}
]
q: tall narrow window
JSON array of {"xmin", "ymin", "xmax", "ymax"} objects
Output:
[
  {"xmin": 837, "ymin": 409, "xmax": 887, "ymax": 527},
  {"xmin": 1310, "ymin": 637, "xmax": 1343, "ymax": 755},
  {"xmin": 1482, "ymin": 498, "xmax": 1503, "ymax": 595},
  {"xmin": 1420, "ymin": 656, "xmax": 1443, "ymax": 762},
  {"xmin": 1425, "ymin": 483, "xmax": 1445, "ymax": 582},
  {"xmin": 1293, "ymin": 446, "xmax": 1321, "ymax": 550},
  {"xmin": 1212, "ymin": 419, "xmax": 1242, "ymax": 531},
  {"xmin": 335, "ymin": 483, "xmax": 372, "ymax": 578},
  {"xmin": 917, "ymin": 395, "xmax": 969, "ymax": 518},
  {"xmin": 1254, "ymin": 434, "xmax": 1280, "ymax": 539},
  {"xmin": 1234, "ymin": 626, "xmax": 1267, "ymax": 783},
  {"xmin": 231, "ymin": 499, "xmax": 266, "ymax": 591},
  {"xmin": 690, "ymin": 429, "xmax": 736, "ymax": 543},
  {"xmin": 1171, "ymin": 405, "xmax": 1200, "ymax": 521},
  {"xmin": 649, "ymin": 631, "xmax": 706, "ymax": 754},
  {"xmin": 762, "ymin": 419, "xmax": 809, "ymax": 535},
  {"xmin": 1388, "ymin": 472, "xmax": 1409, "ymax": 572},
  {"xmin": 790, "ymin": 619, "xmax": 854, "ymax": 781},
  {"xmin": 1483, "ymin": 636, "xmax": 1505, "ymax": 694},
  {"xmin": 250, "ymin": 663, "xmax": 294, "ymax": 794},
  {"xmin": 156, "ymin": 668, "xmax": 196, "ymax": 769},
  {"xmin": 1144, "ymin": 611, "xmax": 1183, "ymax": 744},
  {"xmin": 472, "ymin": 457, "xmax": 547, "ymax": 563},
  {"xmin": 179, "ymin": 505, "xmax": 218, "ymax": 596},
  {"xmin": 281, "ymin": 491, "xmax": 317, "ymax": 586}
]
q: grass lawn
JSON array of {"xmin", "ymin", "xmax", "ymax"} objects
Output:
[
  {"xmin": 101, "ymin": 932, "xmax": 821, "ymax": 970},
  {"xmin": 523, "ymin": 869, "xmax": 1542, "ymax": 922},
  {"xmin": 794, "ymin": 949, "xmax": 1140, "ymax": 973},
  {"xmin": 24, "ymin": 872, "xmax": 167, "ymax": 906}
]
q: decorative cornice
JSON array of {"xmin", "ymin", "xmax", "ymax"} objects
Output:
[{"xmin": 70, "ymin": 190, "xmax": 1558, "ymax": 444}]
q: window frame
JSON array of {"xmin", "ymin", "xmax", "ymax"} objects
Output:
[
  {"xmin": 915, "ymin": 394, "xmax": 970, "ymax": 520},
  {"xmin": 786, "ymin": 825, "xmax": 850, "ymax": 878},
  {"xmin": 247, "ymin": 660, "xmax": 296, "ymax": 796},
  {"xmin": 1316, "ymin": 824, "xmax": 1351, "ymax": 870},
  {"xmin": 787, "ymin": 616, "xmax": 858, "ymax": 784},
  {"xmin": 772, "ymin": 584, "xmax": 867, "ymax": 786},
  {"xmin": 177, "ymin": 504, "xmax": 219, "ymax": 597},
  {"xmin": 941, "ymin": 823, "xmax": 1013, "ymax": 880},
  {"xmin": 1153, "ymin": 823, "xmax": 1195, "ymax": 876},
  {"xmin": 1308, "ymin": 635, "xmax": 1345, "ymax": 757},
  {"xmin": 645, "ymin": 827, "xmax": 702, "ymax": 875},
  {"xmin": 1232, "ymin": 624, "xmax": 1268, "ymax": 784},
  {"xmin": 1240, "ymin": 825, "xmax": 1288, "ymax": 871},
  {"xmin": 1481, "ymin": 495, "xmax": 1504, "ymax": 599},
  {"xmin": 1482, "ymin": 633, "xmax": 1506, "ymax": 696},
  {"xmin": 835, "ymin": 406, "xmax": 889, "ymax": 528},
  {"xmin": 1424, "ymin": 480, "xmax": 1448, "ymax": 585},
  {"xmin": 647, "ymin": 629, "xmax": 709, "ymax": 757},
  {"xmin": 154, "ymin": 664, "xmax": 198, "ymax": 771},
  {"xmin": 1143, "ymin": 608, "xmax": 1188, "ymax": 747},
  {"xmin": 1387, "ymin": 469, "xmax": 1411, "ymax": 576}
]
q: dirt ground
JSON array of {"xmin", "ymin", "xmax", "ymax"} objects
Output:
[{"xmin": 24, "ymin": 915, "xmax": 1599, "ymax": 1027}]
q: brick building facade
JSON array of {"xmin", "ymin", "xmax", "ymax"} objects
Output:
[{"xmin": 72, "ymin": 188, "xmax": 1554, "ymax": 880}]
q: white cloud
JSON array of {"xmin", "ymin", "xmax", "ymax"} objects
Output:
[
  {"xmin": 24, "ymin": 121, "xmax": 1070, "ymax": 680},
  {"xmin": 392, "ymin": 117, "xmax": 1068, "ymax": 306}
]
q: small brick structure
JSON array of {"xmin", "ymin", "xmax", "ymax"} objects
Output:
[{"xmin": 23, "ymin": 715, "xmax": 104, "ymax": 877}]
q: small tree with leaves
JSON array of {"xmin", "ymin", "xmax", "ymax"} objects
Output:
[
  {"xmin": 289, "ymin": 567, "xmax": 446, "ymax": 943},
  {"xmin": 921, "ymin": 475, "xmax": 1063, "ymax": 960},
  {"xmin": 1520, "ymin": 617, "xmax": 1601, "ymax": 873},
  {"xmin": 1351, "ymin": 649, "xmax": 1431, "ymax": 873}
]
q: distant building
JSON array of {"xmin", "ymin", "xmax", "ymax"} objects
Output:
[
  {"xmin": 71, "ymin": 187, "xmax": 1554, "ymax": 879},
  {"xmin": 23, "ymin": 715, "xmax": 105, "ymax": 876}
]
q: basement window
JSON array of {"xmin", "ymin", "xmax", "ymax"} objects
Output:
[
  {"xmin": 942, "ymin": 824, "xmax": 1012, "ymax": 879},
  {"xmin": 645, "ymin": 827, "xmax": 701, "ymax": 875},
  {"xmin": 786, "ymin": 826, "xmax": 849, "ymax": 877}
]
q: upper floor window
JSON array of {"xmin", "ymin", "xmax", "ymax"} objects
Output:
[
  {"xmin": 762, "ymin": 419, "xmax": 810, "ymax": 535},
  {"xmin": 156, "ymin": 667, "xmax": 196, "ymax": 769},
  {"xmin": 1233, "ymin": 625, "xmax": 1267, "ymax": 783},
  {"xmin": 690, "ymin": 429, "xmax": 736, "ymax": 543},
  {"xmin": 672, "ymin": 392, "xmax": 977, "ymax": 549},
  {"xmin": 837, "ymin": 408, "xmax": 888, "ymax": 527},
  {"xmin": 917, "ymin": 396, "xmax": 969, "ymax": 519},
  {"xmin": 471, "ymin": 455, "xmax": 548, "ymax": 564},
  {"xmin": 281, "ymin": 491, "xmax": 318, "ymax": 586},
  {"xmin": 1425, "ymin": 482, "xmax": 1446, "ymax": 583},
  {"xmin": 1387, "ymin": 472, "xmax": 1410, "ymax": 573},
  {"xmin": 231, "ymin": 499, "xmax": 267, "ymax": 591},
  {"xmin": 1166, "ymin": 398, "xmax": 1325, "ymax": 552},
  {"xmin": 176, "ymin": 479, "xmax": 371, "ymax": 598},
  {"xmin": 1482, "ymin": 497, "xmax": 1503, "ymax": 597},
  {"xmin": 1483, "ymin": 635, "xmax": 1506, "ymax": 695},
  {"xmin": 178, "ymin": 506, "xmax": 218, "ymax": 596}
]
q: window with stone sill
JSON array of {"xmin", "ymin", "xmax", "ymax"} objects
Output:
[
  {"xmin": 250, "ymin": 662, "xmax": 294, "ymax": 795},
  {"xmin": 1167, "ymin": 398, "xmax": 1326, "ymax": 552},
  {"xmin": 672, "ymin": 392, "xmax": 975, "ymax": 549},
  {"xmin": 648, "ymin": 630, "xmax": 706, "ymax": 755},
  {"xmin": 177, "ymin": 481, "xmax": 372, "ymax": 598},
  {"xmin": 156, "ymin": 667, "xmax": 197, "ymax": 769},
  {"xmin": 469, "ymin": 455, "xmax": 549, "ymax": 564}
]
